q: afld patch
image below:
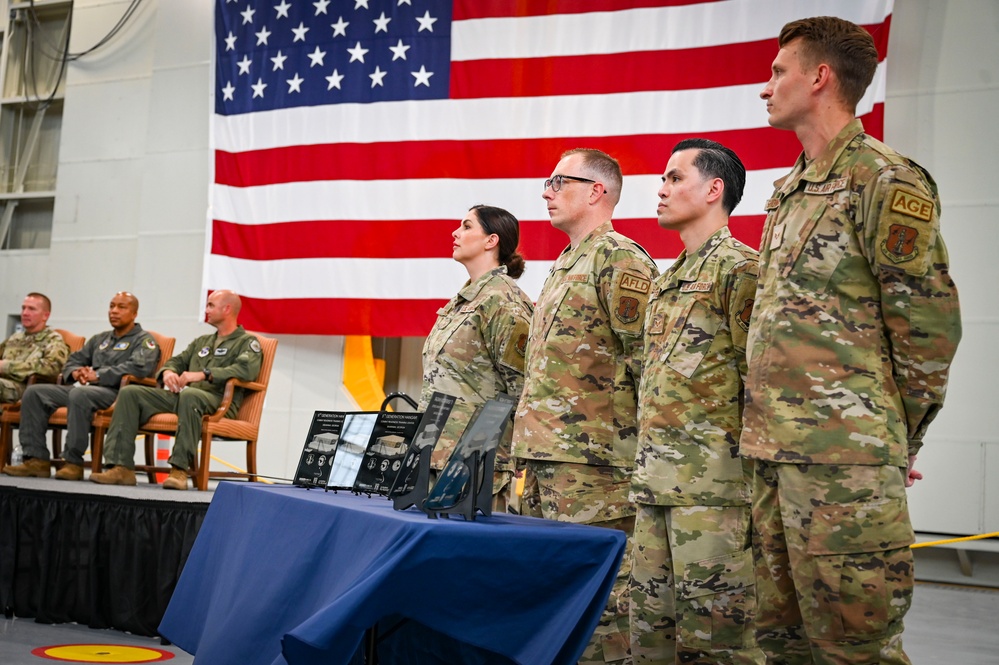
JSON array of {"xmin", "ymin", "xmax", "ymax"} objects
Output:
[{"xmin": 619, "ymin": 272, "xmax": 651, "ymax": 294}]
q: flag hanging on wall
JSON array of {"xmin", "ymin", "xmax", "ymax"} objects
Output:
[{"xmin": 206, "ymin": 0, "xmax": 893, "ymax": 336}]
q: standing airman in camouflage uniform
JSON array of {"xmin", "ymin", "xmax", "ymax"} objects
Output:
[
  {"xmin": 630, "ymin": 139, "xmax": 763, "ymax": 664},
  {"xmin": 514, "ymin": 148, "xmax": 659, "ymax": 665},
  {"xmin": 2, "ymin": 292, "xmax": 160, "ymax": 480},
  {"xmin": 421, "ymin": 205, "xmax": 533, "ymax": 513},
  {"xmin": 92, "ymin": 290, "xmax": 262, "ymax": 490},
  {"xmin": 742, "ymin": 17, "xmax": 962, "ymax": 664},
  {"xmin": 0, "ymin": 293, "xmax": 69, "ymax": 403}
]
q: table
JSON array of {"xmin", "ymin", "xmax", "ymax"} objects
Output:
[{"xmin": 158, "ymin": 483, "xmax": 626, "ymax": 665}]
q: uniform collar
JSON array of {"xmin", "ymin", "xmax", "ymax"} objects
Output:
[
  {"xmin": 556, "ymin": 220, "xmax": 613, "ymax": 271},
  {"xmin": 773, "ymin": 118, "xmax": 865, "ymax": 193},
  {"xmin": 215, "ymin": 325, "xmax": 246, "ymax": 341},
  {"xmin": 22, "ymin": 325, "xmax": 52, "ymax": 338},
  {"xmin": 457, "ymin": 265, "xmax": 508, "ymax": 302},
  {"xmin": 661, "ymin": 227, "xmax": 731, "ymax": 290},
  {"xmin": 111, "ymin": 323, "xmax": 144, "ymax": 339}
]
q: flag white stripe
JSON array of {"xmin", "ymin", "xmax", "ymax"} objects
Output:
[
  {"xmin": 204, "ymin": 256, "xmax": 681, "ymax": 302},
  {"xmin": 452, "ymin": 0, "xmax": 892, "ymax": 61},
  {"xmin": 213, "ymin": 66, "xmax": 885, "ymax": 153},
  {"xmin": 211, "ymin": 169, "xmax": 787, "ymax": 225}
]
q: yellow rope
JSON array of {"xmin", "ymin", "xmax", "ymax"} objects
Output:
[
  {"xmin": 911, "ymin": 531, "xmax": 999, "ymax": 549},
  {"xmin": 209, "ymin": 455, "xmax": 274, "ymax": 484}
]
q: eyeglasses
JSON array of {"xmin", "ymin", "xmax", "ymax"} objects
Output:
[{"xmin": 544, "ymin": 174, "xmax": 597, "ymax": 192}]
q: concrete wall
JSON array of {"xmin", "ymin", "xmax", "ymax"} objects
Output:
[{"xmin": 0, "ymin": 1, "xmax": 994, "ymax": 536}]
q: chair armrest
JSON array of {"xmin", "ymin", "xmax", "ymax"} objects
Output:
[
  {"xmin": 26, "ymin": 373, "xmax": 58, "ymax": 386},
  {"xmin": 119, "ymin": 375, "xmax": 159, "ymax": 388},
  {"xmin": 206, "ymin": 377, "xmax": 265, "ymax": 421}
]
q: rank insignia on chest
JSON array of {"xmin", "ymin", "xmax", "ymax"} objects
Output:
[
  {"xmin": 616, "ymin": 296, "xmax": 640, "ymax": 324},
  {"xmin": 764, "ymin": 197, "xmax": 781, "ymax": 211},
  {"xmin": 198, "ymin": 347, "xmax": 211, "ymax": 358},
  {"xmin": 113, "ymin": 341, "xmax": 130, "ymax": 351},
  {"xmin": 215, "ymin": 347, "xmax": 229, "ymax": 356},
  {"xmin": 648, "ymin": 312, "xmax": 666, "ymax": 335},
  {"xmin": 769, "ymin": 223, "xmax": 785, "ymax": 250}
]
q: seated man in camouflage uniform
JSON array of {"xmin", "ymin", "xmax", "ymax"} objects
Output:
[
  {"xmin": 91, "ymin": 290, "xmax": 262, "ymax": 490},
  {"xmin": 0, "ymin": 292, "xmax": 70, "ymax": 404},
  {"xmin": 3, "ymin": 292, "xmax": 160, "ymax": 480}
]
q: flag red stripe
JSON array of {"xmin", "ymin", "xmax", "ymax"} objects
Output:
[
  {"xmin": 214, "ymin": 130, "xmax": 796, "ymax": 187},
  {"xmin": 211, "ymin": 215, "xmax": 767, "ymax": 261},
  {"xmin": 453, "ymin": 0, "xmax": 724, "ymax": 21},
  {"xmin": 239, "ymin": 296, "xmax": 447, "ymax": 336},
  {"xmin": 215, "ymin": 107, "xmax": 883, "ymax": 188},
  {"xmin": 450, "ymin": 23, "xmax": 889, "ymax": 99},
  {"xmin": 452, "ymin": 41, "xmax": 777, "ymax": 99}
]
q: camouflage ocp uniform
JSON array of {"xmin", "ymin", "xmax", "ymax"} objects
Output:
[
  {"xmin": 740, "ymin": 119, "xmax": 962, "ymax": 663},
  {"xmin": 513, "ymin": 220, "xmax": 658, "ymax": 664},
  {"xmin": 629, "ymin": 227, "xmax": 763, "ymax": 664},
  {"xmin": 420, "ymin": 265, "xmax": 533, "ymax": 511},
  {"xmin": 0, "ymin": 326, "xmax": 70, "ymax": 402}
]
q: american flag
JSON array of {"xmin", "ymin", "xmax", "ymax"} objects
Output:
[{"xmin": 207, "ymin": 0, "xmax": 893, "ymax": 336}]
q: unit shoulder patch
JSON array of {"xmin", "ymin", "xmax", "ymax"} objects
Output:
[{"xmin": 877, "ymin": 183, "xmax": 936, "ymax": 276}]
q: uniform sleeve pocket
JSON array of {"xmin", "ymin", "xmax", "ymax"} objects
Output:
[{"xmin": 665, "ymin": 298, "xmax": 720, "ymax": 379}]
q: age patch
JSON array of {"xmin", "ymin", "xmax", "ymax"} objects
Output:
[{"xmin": 877, "ymin": 184, "xmax": 935, "ymax": 276}]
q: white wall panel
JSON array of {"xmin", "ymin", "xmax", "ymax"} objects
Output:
[
  {"xmin": 909, "ymin": 441, "xmax": 984, "ymax": 535},
  {"xmin": 52, "ymin": 159, "xmax": 144, "ymax": 236},
  {"xmin": 136, "ymin": 150, "xmax": 210, "ymax": 235},
  {"xmin": 885, "ymin": 1, "xmax": 999, "ymax": 537},
  {"xmin": 151, "ymin": 0, "xmax": 212, "ymax": 70},
  {"xmin": 146, "ymin": 67, "xmax": 210, "ymax": 154},
  {"xmin": 59, "ymin": 78, "xmax": 152, "ymax": 163}
]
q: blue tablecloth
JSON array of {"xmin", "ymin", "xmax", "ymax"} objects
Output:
[{"xmin": 159, "ymin": 483, "xmax": 625, "ymax": 665}]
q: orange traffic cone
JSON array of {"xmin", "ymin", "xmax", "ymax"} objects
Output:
[{"xmin": 155, "ymin": 434, "xmax": 171, "ymax": 483}]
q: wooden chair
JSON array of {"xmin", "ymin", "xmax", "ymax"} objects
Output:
[
  {"xmin": 95, "ymin": 334, "xmax": 277, "ymax": 490},
  {"xmin": 0, "ymin": 328, "xmax": 86, "ymax": 470},
  {"xmin": 38, "ymin": 330, "xmax": 176, "ymax": 472}
]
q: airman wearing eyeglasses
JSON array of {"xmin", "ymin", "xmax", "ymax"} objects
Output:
[{"xmin": 513, "ymin": 148, "xmax": 658, "ymax": 665}]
